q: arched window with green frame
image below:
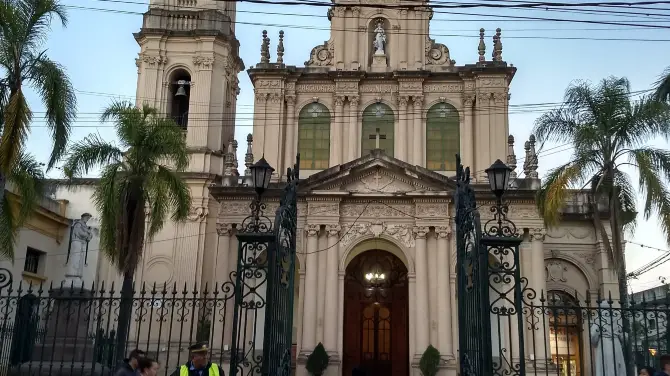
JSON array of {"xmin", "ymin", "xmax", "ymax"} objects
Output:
[
  {"xmin": 298, "ymin": 102, "xmax": 331, "ymax": 170},
  {"xmin": 361, "ymin": 103, "xmax": 395, "ymax": 157},
  {"xmin": 426, "ymin": 102, "xmax": 460, "ymax": 170}
]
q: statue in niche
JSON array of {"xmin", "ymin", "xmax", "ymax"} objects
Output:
[
  {"xmin": 373, "ymin": 20, "xmax": 387, "ymax": 55},
  {"xmin": 65, "ymin": 213, "xmax": 93, "ymax": 287}
]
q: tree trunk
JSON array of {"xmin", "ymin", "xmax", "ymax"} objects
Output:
[
  {"xmin": 609, "ymin": 191, "xmax": 634, "ymax": 375},
  {"xmin": 0, "ymin": 171, "xmax": 5, "ymax": 254},
  {"xmin": 114, "ymin": 269, "xmax": 134, "ymax": 364}
]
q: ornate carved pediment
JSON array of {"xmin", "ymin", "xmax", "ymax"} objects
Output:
[
  {"xmin": 425, "ymin": 36, "xmax": 454, "ymax": 66},
  {"xmin": 301, "ymin": 152, "xmax": 456, "ymax": 193},
  {"xmin": 305, "ymin": 39, "xmax": 334, "ymax": 67}
]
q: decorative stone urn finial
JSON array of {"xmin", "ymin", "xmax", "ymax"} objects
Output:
[
  {"xmin": 478, "ymin": 28, "xmax": 486, "ymax": 62},
  {"xmin": 260, "ymin": 30, "xmax": 270, "ymax": 64},
  {"xmin": 277, "ymin": 30, "xmax": 285, "ymax": 65},
  {"xmin": 494, "ymin": 28, "xmax": 503, "ymax": 62}
]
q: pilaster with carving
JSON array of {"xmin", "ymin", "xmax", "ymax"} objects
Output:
[
  {"xmin": 331, "ymin": 95, "xmax": 346, "ymax": 166},
  {"xmin": 413, "ymin": 225, "xmax": 430, "ymax": 355},
  {"xmin": 397, "ymin": 95, "xmax": 410, "ymax": 162},
  {"xmin": 284, "ymin": 94, "xmax": 297, "ymax": 171},
  {"xmin": 348, "ymin": 96, "xmax": 360, "ymax": 161},
  {"xmin": 412, "ymin": 96, "xmax": 424, "ymax": 166}
]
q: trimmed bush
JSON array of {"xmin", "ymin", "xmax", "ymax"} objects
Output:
[
  {"xmin": 419, "ymin": 344, "xmax": 441, "ymax": 376},
  {"xmin": 306, "ymin": 342, "xmax": 329, "ymax": 376}
]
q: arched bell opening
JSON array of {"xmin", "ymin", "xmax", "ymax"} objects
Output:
[{"xmin": 168, "ymin": 69, "xmax": 191, "ymax": 130}]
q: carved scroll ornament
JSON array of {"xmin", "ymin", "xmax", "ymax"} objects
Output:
[
  {"xmin": 425, "ymin": 36, "xmax": 454, "ymax": 66},
  {"xmin": 305, "ymin": 40, "xmax": 334, "ymax": 67}
]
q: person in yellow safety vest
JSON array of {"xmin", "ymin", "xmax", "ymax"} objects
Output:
[{"xmin": 169, "ymin": 342, "xmax": 225, "ymax": 376}]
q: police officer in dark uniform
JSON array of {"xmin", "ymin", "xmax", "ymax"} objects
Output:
[{"xmin": 170, "ymin": 342, "xmax": 225, "ymax": 376}]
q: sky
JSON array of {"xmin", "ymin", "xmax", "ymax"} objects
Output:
[{"xmin": 22, "ymin": 0, "xmax": 670, "ymax": 292}]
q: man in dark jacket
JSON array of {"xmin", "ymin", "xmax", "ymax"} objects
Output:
[
  {"xmin": 656, "ymin": 354, "xmax": 670, "ymax": 376},
  {"xmin": 115, "ymin": 349, "xmax": 146, "ymax": 376},
  {"xmin": 170, "ymin": 342, "xmax": 224, "ymax": 376}
]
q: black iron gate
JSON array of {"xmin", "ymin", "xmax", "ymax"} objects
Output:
[
  {"xmin": 454, "ymin": 155, "xmax": 528, "ymax": 376},
  {"xmin": 229, "ymin": 156, "xmax": 300, "ymax": 376},
  {"xmin": 454, "ymin": 155, "xmax": 491, "ymax": 376}
]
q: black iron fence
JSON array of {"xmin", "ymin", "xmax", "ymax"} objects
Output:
[
  {"xmin": 485, "ymin": 289, "xmax": 669, "ymax": 376},
  {"xmin": 0, "ymin": 280, "xmax": 247, "ymax": 376}
]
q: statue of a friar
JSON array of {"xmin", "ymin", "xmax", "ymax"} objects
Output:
[
  {"xmin": 373, "ymin": 20, "xmax": 387, "ymax": 56},
  {"xmin": 64, "ymin": 213, "xmax": 93, "ymax": 287}
]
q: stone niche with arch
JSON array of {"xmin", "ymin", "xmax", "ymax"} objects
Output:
[{"xmin": 166, "ymin": 68, "xmax": 192, "ymax": 131}]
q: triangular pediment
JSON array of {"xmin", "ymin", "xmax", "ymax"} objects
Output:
[{"xmin": 300, "ymin": 150, "xmax": 456, "ymax": 194}]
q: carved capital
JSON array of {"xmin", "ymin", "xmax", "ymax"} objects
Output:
[
  {"xmin": 463, "ymin": 94, "xmax": 476, "ymax": 107},
  {"xmin": 217, "ymin": 223, "xmax": 234, "ymax": 236},
  {"xmin": 193, "ymin": 55, "xmax": 214, "ymax": 70},
  {"xmin": 334, "ymin": 95, "xmax": 346, "ymax": 106},
  {"xmin": 255, "ymin": 92, "xmax": 268, "ymax": 103},
  {"xmin": 326, "ymin": 224, "xmax": 341, "ymax": 237},
  {"xmin": 493, "ymin": 91, "xmax": 507, "ymax": 104},
  {"xmin": 187, "ymin": 206, "xmax": 208, "ymax": 222},
  {"xmin": 435, "ymin": 226, "xmax": 451, "ymax": 239},
  {"xmin": 349, "ymin": 96, "xmax": 360, "ymax": 107},
  {"xmin": 413, "ymin": 96, "xmax": 424, "ymax": 108},
  {"xmin": 398, "ymin": 95, "xmax": 409, "ymax": 107},
  {"xmin": 306, "ymin": 224, "xmax": 320, "ymax": 237},
  {"xmin": 477, "ymin": 92, "xmax": 492, "ymax": 103},
  {"xmin": 413, "ymin": 226, "xmax": 430, "ymax": 239},
  {"xmin": 530, "ymin": 228, "xmax": 546, "ymax": 242},
  {"xmin": 351, "ymin": 6, "xmax": 361, "ymax": 16},
  {"xmin": 268, "ymin": 93, "xmax": 283, "ymax": 104},
  {"xmin": 286, "ymin": 95, "xmax": 296, "ymax": 106},
  {"xmin": 334, "ymin": 6, "xmax": 346, "ymax": 16}
]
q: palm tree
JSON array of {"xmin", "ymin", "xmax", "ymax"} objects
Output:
[
  {"xmin": 63, "ymin": 101, "xmax": 191, "ymax": 362},
  {"xmin": 653, "ymin": 67, "xmax": 670, "ymax": 102},
  {"xmin": 533, "ymin": 76, "xmax": 670, "ymax": 372},
  {"xmin": 0, "ymin": 0, "xmax": 76, "ymax": 258}
]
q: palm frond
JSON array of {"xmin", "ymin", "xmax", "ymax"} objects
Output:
[
  {"xmin": 653, "ymin": 66, "xmax": 670, "ymax": 102},
  {"xmin": 62, "ymin": 134, "xmax": 124, "ymax": 178},
  {"xmin": 145, "ymin": 116, "xmax": 189, "ymax": 171},
  {"xmin": 613, "ymin": 170, "xmax": 637, "ymax": 235},
  {"xmin": 0, "ymin": 88, "xmax": 32, "ymax": 172},
  {"xmin": 16, "ymin": 0, "xmax": 68, "ymax": 53},
  {"xmin": 100, "ymin": 101, "xmax": 142, "ymax": 147},
  {"xmin": 0, "ymin": 196, "xmax": 16, "ymax": 260},
  {"xmin": 26, "ymin": 53, "xmax": 76, "ymax": 169},
  {"xmin": 91, "ymin": 162, "xmax": 124, "ymax": 268},
  {"xmin": 8, "ymin": 151, "xmax": 45, "ymax": 228},
  {"xmin": 630, "ymin": 148, "xmax": 670, "ymax": 246},
  {"xmin": 616, "ymin": 95, "xmax": 670, "ymax": 148},
  {"xmin": 537, "ymin": 155, "xmax": 598, "ymax": 227}
]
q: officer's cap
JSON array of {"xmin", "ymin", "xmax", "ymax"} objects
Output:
[{"xmin": 188, "ymin": 342, "xmax": 209, "ymax": 353}]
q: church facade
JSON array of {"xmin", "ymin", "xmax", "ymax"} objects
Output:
[{"xmin": 92, "ymin": 0, "xmax": 623, "ymax": 375}]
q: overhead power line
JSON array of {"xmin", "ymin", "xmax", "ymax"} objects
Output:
[{"xmin": 66, "ymin": 2, "xmax": 670, "ymax": 31}]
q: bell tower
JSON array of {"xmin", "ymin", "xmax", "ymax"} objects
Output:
[{"xmin": 129, "ymin": 0, "xmax": 244, "ymax": 287}]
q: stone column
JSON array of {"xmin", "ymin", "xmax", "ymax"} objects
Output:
[
  {"xmin": 413, "ymin": 226, "xmax": 430, "ymax": 355},
  {"xmin": 284, "ymin": 95, "xmax": 297, "ymax": 170},
  {"xmin": 530, "ymin": 228, "xmax": 549, "ymax": 366},
  {"xmin": 331, "ymin": 96, "xmax": 345, "ymax": 166},
  {"xmin": 324, "ymin": 225, "xmax": 341, "ymax": 355},
  {"xmin": 348, "ymin": 96, "xmax": 359, "ymax": 161},
  {"xmin": 215, "ymin": 223, "xmax": 233, "ymax": 349},
  {"xmin": 351, "ymin": 7, "xmax": 361, "ymax": 67},
  {"xmin": 435, "ymin": 226, "xmax": 453, "ymax": 358},
  {"xmin": 462, "ymin": 94, "xmax": 475, "ymax": 170},
  {"xmin": 397, "ymin": 96, "xmax": 409, "ymax": 161},
  {"xmin": 412, "ymin": 96, "xmax": 423, "ymax": 166},
  {"xmin": 301, "ymin": 224, "xmax": 320, "ymax": 353},
  {"xmin": 334, "ymin": 6, "xmax": 346, "ymax": 66}
]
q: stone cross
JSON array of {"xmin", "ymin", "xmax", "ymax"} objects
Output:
[{"xmin": 369, "ymin": 128, "xmax": 386, "ymax": 149}]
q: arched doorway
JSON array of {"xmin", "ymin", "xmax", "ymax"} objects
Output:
[
  {"xmin": 343, "ymin": 250, "xmax": 409, "ymax": 376},
  {"xmin": 548, "ymin": 290, "xmax": 584, "ymax": 376}
]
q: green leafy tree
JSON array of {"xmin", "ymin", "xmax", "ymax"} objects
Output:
[
  {"xmin": 533, "ymin": 76, "xmax": 670, "ymax": 372},
  {"xmin": 63, "ymin": 101, "xmax": 191, "ymax": 361},
  {"xmin": 0, "ymin": 0, "xmax": 76, "ymax": 258}
]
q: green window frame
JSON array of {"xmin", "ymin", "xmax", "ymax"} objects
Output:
[
  {"xmin": 426, "ymin": 103, "xmax": 460, "ymax": 171},
  {"xmin": 361, "ymin": 103, "xmax": 395, "ymax": 157},
  {"xmin": 298, "ymin": 103, "xmax": 331, "ymax": 170}
]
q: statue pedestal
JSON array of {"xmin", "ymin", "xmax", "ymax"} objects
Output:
[
  {"xmin": 371, "ymin": 54, "xmax": 388, "ymax": 72},
  {"xmin": 33, "ymin": 288, "xmax": 96, "ymax": 362}
]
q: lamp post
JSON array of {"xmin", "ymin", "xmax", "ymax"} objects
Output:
[
  {"xmin": 484, "ymin": 159, "xmax": 516, "ymax": 237},
  {"xmin": 241, "ymin": 156, "xmax": 275, "ymax": 233}
]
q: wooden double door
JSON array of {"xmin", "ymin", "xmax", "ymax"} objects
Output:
[{"xmin": 342, "ymin": 250, "xmax": 409, "ymax": 376}]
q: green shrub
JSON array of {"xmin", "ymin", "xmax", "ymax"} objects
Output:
[
  {"xmin": 306, "ymin": 342, "xmax": 329, "ymax": 376},
  {"xmin": 419, "ymin": 344, "xmax": 441, "ymax": 376}
]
